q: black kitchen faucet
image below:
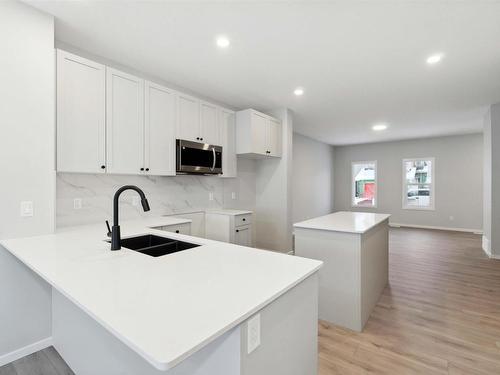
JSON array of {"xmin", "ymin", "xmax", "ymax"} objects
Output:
[{"xmin": 106, "ymin": 185, "xmax": 150, "ymax": 250}]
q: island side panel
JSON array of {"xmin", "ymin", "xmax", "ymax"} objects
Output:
[
  {"xmin": 240, "ymin": 273, "xmax": 319, "ymax": 375},
  {"xmin": 360, "ymin": 219, "xmax": 389, "ymax": 328},
  {"xmin": 52, "ymin": 289, "xmax": 241, "ymax": 374},
  {"xmin": 294, "ymin": 228, "xmax": 362, "ymax": 331},
  {"xmin": 0, "ymin": 246, "xmax": 52, "ymax": 365}
]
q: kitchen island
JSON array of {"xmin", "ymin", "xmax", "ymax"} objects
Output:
[
  {"xmin": 294, "ymin": 211, "xmax": 390, "ymax": 332},
  {"xmin": 0, "ymin": 217, "xmax": 322, "ymax": 375}
]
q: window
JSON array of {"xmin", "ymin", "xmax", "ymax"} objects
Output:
[
  {"xmin": 403, "ymin": 158, "xmax": 435, "ymax": 210},
  {"xmin": 352, "ymin": 161, "xmax": 377, "ymax": 208}
]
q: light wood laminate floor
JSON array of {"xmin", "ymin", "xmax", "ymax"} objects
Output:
[
  {"xmin": 319, "ymin": 227, "xmax": 500, "ymax": 374},
  {"xmin": 0, "ymin": 346, "xmax": 73, "ymax": 375}
]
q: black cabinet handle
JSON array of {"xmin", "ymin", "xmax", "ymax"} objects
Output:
[
  {"xmin": 196, "ymin": 137, "xmax": 200, "ymax": 140},
  {"xmin": 200, "ymin": 138, "xmax": 203, "ymax": 141},
  {"xmin": 101, "ymin": 165, "xmax": 106, "ymax": 169},
  {"xmin": 140, "ymin": 168, "xmax": 144, "ymax": 171},
  {"xmin": 242, "ymin": 218, "xmax": 246, "ymax": 221},
  {"xmin": 145, "ymin": 168, "xmax": 149, "ymax": 171},
  {"xmin": 236, "ymin": 229, "xmax": 239, "ymax": 233},
  {"xmin": 175, "ymin": 230, "xmax": 179, "ymax": 233}
]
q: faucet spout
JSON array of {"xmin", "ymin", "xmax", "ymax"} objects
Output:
[{"xmin": 110, "ymin": 185, "xmax": 150, "ymax": 250}]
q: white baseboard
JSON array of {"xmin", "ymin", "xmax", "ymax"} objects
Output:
[
  {"xmin": 389, "ymin": 222, "xmax": 483, "ymax": 234},
  {"xmin": 0, "ymin": 337, "xmax": 53, "ymax": 367},
  {"xmin": 482, "ymin": 235, "xmax": 491, "ymax": 257},
  {"xmin": 481, "ymin": 236, "xmax": 500, "ymax": 259}
]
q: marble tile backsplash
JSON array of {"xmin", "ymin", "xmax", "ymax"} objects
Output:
[
  {"xmin": 56, "ymin": 159, "xmax": 257, "ymax": 228},
  {"xmin": 58, "ymin": 173, "xmax": 221, "ymax": 227}
]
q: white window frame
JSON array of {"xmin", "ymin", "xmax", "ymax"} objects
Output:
[
  {"xmin": 402, "ymin": 157, "xmax": 435, "ymax": 211},
  {"xmin": 351, "ymin": 160, "xmax": 377, "ymax": 208}
]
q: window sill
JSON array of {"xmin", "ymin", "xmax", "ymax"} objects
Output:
[
  {"xmin": 402, "ymin": 206, "xmax": 435, "ymax": 211},
  {"xmin": 351, "ymin": 204, "xmax": 378, "ymax": 209}
]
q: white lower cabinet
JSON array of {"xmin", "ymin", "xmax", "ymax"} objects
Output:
[
  {"xmin": 155, "ymin": 222, "xmax": 191, "ymax": 235},
  {"xmin": 205, "ymin": 211, "xmax": 252, "ymax": 246},
  {"xmin": 234, "ymin": 224, "xmax": 251, "ymax": 247}
]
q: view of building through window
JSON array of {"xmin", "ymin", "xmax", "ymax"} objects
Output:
[
  {"xmin": 352, "ymin": 161, "xmax": 377, "ymax": 207},
  {"xmin": 403, "ymin": 158, "xmax": 434, "ymax": 209}
]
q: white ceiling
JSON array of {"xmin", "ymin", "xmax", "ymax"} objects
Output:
[{"xmin": 26, "ymin": 0, "xmax": 500, "ymax": 145}]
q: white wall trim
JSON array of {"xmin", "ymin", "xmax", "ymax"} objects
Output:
[
  {"xmin": 390, "ymin": 222, "xmax": 483, "ymax": 234},
  {"xmin": 481, "ymin": 236, "xmax": 500, "ymax": 259},
  {"xmin": 482, "ymin": 235, "xmax": 491, "ymax": 257},
  {"xmin": 0, "ymin": 337, "xmax": 53, "ymax": 367}
]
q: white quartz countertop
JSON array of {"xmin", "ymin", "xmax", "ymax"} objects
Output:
[
  {"xmin": 0, "ymin": 216, "xmax": 321, "ymax": 371},
  {"xmin": 206, "ymin": 209, "xmax": 253, "ymax": 216},
  {"xmin": 293, "ymin": 211, "xmax": 391, "ymax": 234}
]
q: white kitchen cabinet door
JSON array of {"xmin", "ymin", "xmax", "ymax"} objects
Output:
[
  {"xmin": 268, "ymin": 118, "xmax": 282, "ymax": 157},
  {"xmin": 200, "ymin": 101, "xmax": 219, "ymax": 145},
  {"xmin": 106, "ymin": 68, "xmax": 144, "ymax": 175},
  {"xmin": 177, "ymin": 93, "xmax": 200, "ymax": 142},
  {"xmin": 144, "ymin": 81, "xmax": 176, "ymax": 176},
  {"xmin": 219, "ymin": 108, "xmax": 237, "ymax": 178},
  {"xmin": 251, "ymin": 112, "xmax": 269, "ymax": 155},
  {"xmin": 234, "ymin": 225, "xmax": 251, "ymax": 247},
  {"xmin": 57, "ymin": 50, "xmax": 106, "ymax": 173}
]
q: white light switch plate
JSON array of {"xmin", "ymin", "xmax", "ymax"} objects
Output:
[
  {"xmin": 247, "ymin": 313, "xmax": 261, "ymax": 354},
  {"xmin": 131, "ymin": 196, "xmax": 140, "ymax": 206},
  {"xmin": 73, "ymin": 198, "xmax": 82, "ymax": 209},
  {"xmin": 20, "ymin": 201, "xmax": 33, "ymax": 217}
]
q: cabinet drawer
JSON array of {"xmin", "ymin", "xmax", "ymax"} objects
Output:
[
  {"xmin": 158, "ymin": 223, "xmax": 191, "ymax": 235},
  {"xmin": 235, "ymin": 214, "xmax": 251, "ymax": 227}
]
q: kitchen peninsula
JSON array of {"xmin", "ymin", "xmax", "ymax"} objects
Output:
[
  {"xmin": 294, "ymin": 211, "xmax": 390, "ymax": 332},
  {"xmin": 0, "ymin": 217, "xmax": 322, "ymax": 375}
]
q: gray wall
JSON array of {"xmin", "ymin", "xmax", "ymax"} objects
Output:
[
  {"xmin": 334, "ymin": 134, "xmax": 483, "ymax": 231},
  {"xmin": 0, "ymin": 0, "xmax": 54, "ymax": 362},
  {"xmin": 292, "ymin": 133, "xmax": 335, "ymax": 223},
  {"xmin": 483, "ymin": 103, "xmax": 500, "ymax": 256}
]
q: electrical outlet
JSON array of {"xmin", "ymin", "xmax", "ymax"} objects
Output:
[
  {"xmin": 231, "ymin": 192, "xmax": 236, "ymax": 200},
  {"xmin": 20, "ymin": 201, "xmax": 33, "ymax": 217},
  {"xmin": 73, "ymin": 198, "xmax": 82, "ymax": 210},
  {"xmin": 132, "ymin": 196, "xmax": 140, "ymax": 206},
  {"xmin": 247, "ymin": 313, "xmax": 261, "ymax": 354},
  {"xmin": 209, "ymin": 192, "xmax": 214, "ymax": 201}
]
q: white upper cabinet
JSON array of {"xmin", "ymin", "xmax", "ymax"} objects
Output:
[
  {"xmin": 200, "ymin": 101, "xmax": 219, "ymax": 145},
  {"xmin": 219, "ymin": 108, "xmax": 237, "ymax": 178},
  {"xmin": 268, "ymin": 118, "xmax": 282, "ymax": 157},
  {"xmin": 144, "ymin": 81, "xmax": 176, "ymax": 176},
  {"xmin": 56, "ymin": 50, "xmax": 236, "ymax": 177},
  {"xmin": 177, "ymin": 93, "xmax": 200, "ymax": 143},
  {"xmin": 106, "ymin": 68, "xmax": 145, "ymax": 175},
  {"xmin": 56, "ymin": 50, "xmax": 106, "ymax": 173},
  {"xmin": 236, "ymin": 109, "xmax": 282, "ymax": 158}
]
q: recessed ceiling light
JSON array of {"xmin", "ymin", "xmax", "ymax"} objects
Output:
[
  {"xmin": 216, "ymin": 36, "xmax": 230, "ymax": 48},
  {"xmin": 372, "ymin": 123, "xmax": 388, "ymax": 131},
  {"xmin": 426, "ymin": 53, "xmax": 444, "ymax": 65},
  {"xmin": 294, "ymin": 87, "xmax": 304, "ymax": 96}
]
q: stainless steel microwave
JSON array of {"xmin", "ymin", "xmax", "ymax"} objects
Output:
[{"xmin": 176, "ymin": 139, "xmax": 222, "ymax": 175}]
